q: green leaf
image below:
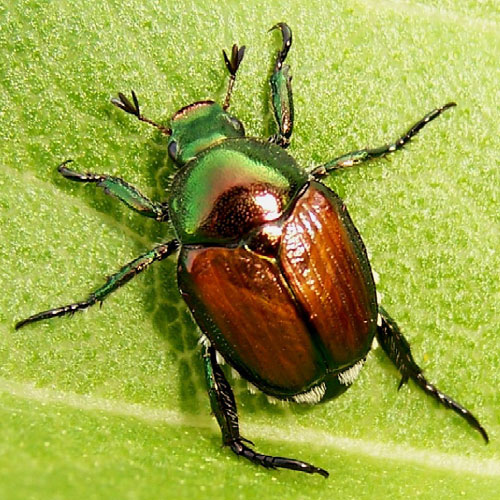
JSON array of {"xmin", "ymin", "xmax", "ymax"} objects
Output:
[{"xmin": 1, "ymin": 1, "xmax": 498, "ymax": 498}]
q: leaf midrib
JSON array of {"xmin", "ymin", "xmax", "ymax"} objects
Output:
[{"xmin": 2, "ymin": 376, "xmax": 498, "ymax": 478}]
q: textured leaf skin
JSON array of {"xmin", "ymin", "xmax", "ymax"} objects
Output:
[{"xmin": 0, "ymin": 0, "xmax": 498, "ymax": 498}]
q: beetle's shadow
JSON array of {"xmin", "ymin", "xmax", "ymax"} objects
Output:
[{"xmin": 140, "ymin": 132, "xmax": 211, "ymax": 415}]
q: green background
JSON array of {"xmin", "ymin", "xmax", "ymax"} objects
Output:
[{"xmin": 0, "ymin": 1, "xmax": 498, "ymax": 498}]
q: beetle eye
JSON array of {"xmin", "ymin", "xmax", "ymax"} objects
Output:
[
  {"xmin": 168, "ymin": 140, "xmax": 178, "ymax": 161},
  {"xmin": 227, "ymin": 115, "xmax": 245, "ymax": 134}
]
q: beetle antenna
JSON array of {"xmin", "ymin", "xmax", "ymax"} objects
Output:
[
  {"xmin": 222, "ymin": 44, "xmax": 246, "ymax": 110},
  {"xmin": 111, "ymin": 90, "xmax": 171, "ymax": 136}
]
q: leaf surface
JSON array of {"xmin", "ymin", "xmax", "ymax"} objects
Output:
[{"xmin": 0, "ymin": 1, "xmax": 498, "ymax": 498}]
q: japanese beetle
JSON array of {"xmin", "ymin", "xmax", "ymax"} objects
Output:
[{"xmin": 16, "ymin": 23, "xmax": 488, "ymax": 478}]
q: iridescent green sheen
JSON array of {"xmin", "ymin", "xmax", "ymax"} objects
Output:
[
  {"xmin": 168, "ymin": 102, "xmax": 244, "ymax": 165},
  {"xmin": 270, "ymin": 65, "xmax": 293, "ymax": 141},
  {"xmin": 169, "ymin": 137, "xmax": 307, "ymax": 244}
]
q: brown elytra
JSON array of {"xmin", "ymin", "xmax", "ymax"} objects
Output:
[{"xmin": 178, "ymin": 182, "xmax": 377, "ymax": 397}]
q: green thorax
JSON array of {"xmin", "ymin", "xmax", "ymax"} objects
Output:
[
  {"xmin": 168, "ymin": 101, "xmax": 245, "ymax": 165},
  {"xmin": 169, "ymin": 138, "xmax": 307, "ymax": 244},
  {"xmin": 167, "ymin": 101, "xmax": 307, "ymax": 244}
]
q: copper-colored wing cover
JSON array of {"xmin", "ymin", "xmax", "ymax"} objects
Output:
[
  {"xmin": 178, "ymin": 182, "xmax": 377, "ymax": 397},
  {"xmin": 280, "ymin": 182, "xmax": 377, "ymax": 368}
]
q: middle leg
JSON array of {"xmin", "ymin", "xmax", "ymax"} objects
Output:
[
  {"xmin": 311, "ymin": 102, "xmax": 456, "ymax": 179},
  {"xmin": 376, "ymin": 306, "xmax": 488, "ymax": 443}
]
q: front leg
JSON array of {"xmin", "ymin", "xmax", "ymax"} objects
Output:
[
  {"xmin": 202, "ymin": 343, "xmax": 328, "ymax": 477},
  {"xmin": 268, "ymin": 23, "xmax": 294, "ymax": 148},
  {"xmin": 58, "ymin": 161, "xmax": 170, "ymax": 222},
  {"xmin": 376, "ymin": 307, "xmax": 488, "ymax": 443}
]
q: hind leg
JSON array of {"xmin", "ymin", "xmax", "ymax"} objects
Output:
[
  {"xmin": 376, "ymin": 307, "xmax": 488, "ymax": 443},
  {"xmin": 202, "ymin": 343, "xmax": 329, "ymax": 477}
]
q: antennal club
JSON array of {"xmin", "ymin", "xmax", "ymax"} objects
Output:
[
  {"xmin": 111, "ymin": 90, "xmax": 172, "ymax": 136},
  {"xmin": 222, "ymin": 44, "xmax": 246, "ymax": 110}
]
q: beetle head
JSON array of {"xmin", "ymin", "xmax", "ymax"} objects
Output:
[{"xmin": 167, "ymin": 100, "xmax": 245, "ymax": 165}]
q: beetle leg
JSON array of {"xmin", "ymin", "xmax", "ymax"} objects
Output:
[
  {"xmin": 376, "ymin": 307, "xmax": 489, "ymax": 443},
  {"xmin": 268, "ymin": 23, "xmax": 294, "ymax": 148},
  {"xmin": 57, "ymin": 160, "xmax": 170, "ymax": 222},
  {"xmin": 15, "ymin": 239, "xmax": 179, "ymax": 329},
  {"xmin": 111, "ymin": 90, "xmax": 172, "ymax": 136},
  {"xmin": 203, "ymin": 343, "xmax": 329, "ymax": 477},
  {"xmin": 222, "ymin": 43, "xmax": 246, "ymax": 110},
  {"xmin": 310, "ymin": 102, "xmax": 456, "ymax": 178}
]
